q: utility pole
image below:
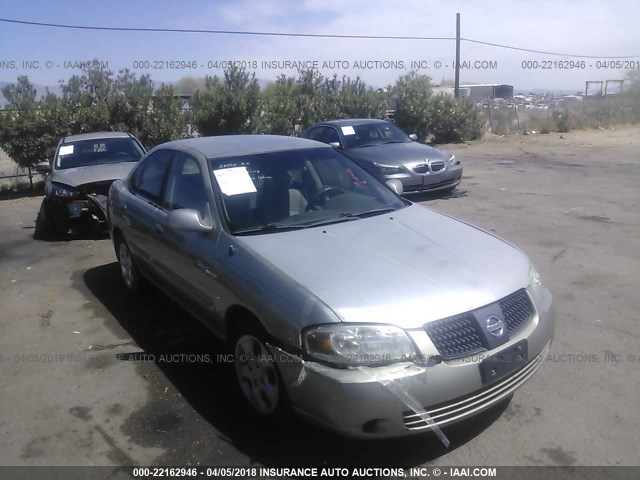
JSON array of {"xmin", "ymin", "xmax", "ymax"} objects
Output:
[{"xmin": 454, "ymin": 13, "xmax": 461, "ymax": 98}]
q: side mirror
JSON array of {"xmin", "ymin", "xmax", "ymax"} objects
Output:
[
  {"xmin": 409, "ymin": 134, "xmax": 418, "ymax": 141},
  {"xmin": 167, "ymin": 209, "xmax": 212, "ymax": 233},
  {"xmin": 385, "ymin": 179, "xmax": 404, "ymax": 195},
  {"xmin": 328, "ymin": 142, "xmax": 342, "ymax": 149},
  {"xmin": 34, "ymin": 161, "xmax": 51, "ymax": 173}
]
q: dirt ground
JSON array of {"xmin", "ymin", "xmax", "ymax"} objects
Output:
[{"xmin": 0, "ymin": 126, "xmax": 638, "ymax": 467}]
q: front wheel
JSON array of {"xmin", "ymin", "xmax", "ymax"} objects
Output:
[
  {"xmin": 34, "ymin": 199, "xmax": 61, "ymax": 240},
  {"xmin": 115, "ymin": 237, "xmax": 146, "ymax": 295},
  {"xmin": 233, "ymin": 331, "xmax": 284, "ymax": 416}
]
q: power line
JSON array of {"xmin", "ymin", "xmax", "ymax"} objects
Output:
[
  {"xmin": 0, "ymin": 17, "xmax": 638, "ymax": 58},
  {"xmin": 0, "ymin": 18, "xmax": 454, "ymax": 41},
  {"xmin": 461, "ymin": 38, "xmax": 639, "ymax": 59}
]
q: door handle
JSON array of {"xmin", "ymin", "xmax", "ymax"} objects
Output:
[
  {"xmin": 154, "ymin": 223, "xmax": 164, "ymax": 234},
  {"xmin": 196, "ymin": 259, "xmax": 218, "ymax": 279}
]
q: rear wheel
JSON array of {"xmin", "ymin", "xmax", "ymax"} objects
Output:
[
  {"xmin": 115, "ymin": 237, "xmax": 146, "ymax": 295},
  {"xmin": 233, "ymin": 326, "xmax": 286, "ymax": 416}
]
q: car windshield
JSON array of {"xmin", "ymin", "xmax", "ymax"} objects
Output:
[
  {"xmin": 342, "ymin": 122, "xmax": 412, "ymax": 149},
  {"xmin": 209, "ymin": 147, "xmax": 407, "ymax": 235},
  {"xmin": 55, "ymin": 137, "xmax": 145, "ymax": 169}
]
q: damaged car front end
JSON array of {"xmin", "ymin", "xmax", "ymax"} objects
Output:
[{"xmin": 35, "ymin": 132, "xmax": 145, "ymax": 239}]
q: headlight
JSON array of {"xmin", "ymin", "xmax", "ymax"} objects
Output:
[
  {"xmin": 303, "ymin": 324, "xmax": 416, "ymax": 367},
  {"xmin": 528, "ymin": 263, "xmax": 553, "ymax": 313},
  {"xmin": 373, "ymin": 162, "xmax": 405, "ymax": 175},
  {"xmin": 51, "ymin": 182, "xmax": 79, "ymax": 198},
  {"xmin": 447, "ymin": 153, "xmax": 458, "ymax": 166}
]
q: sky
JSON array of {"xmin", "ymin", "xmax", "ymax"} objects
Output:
[{"xmin": 1, "ymin": 0, "xmax": 639, "ymax": 93}]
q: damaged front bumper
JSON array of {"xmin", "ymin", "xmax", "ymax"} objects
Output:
[
  {"xmin": 48, "ymin": 194, "xmax": 109, "ymax": 233},
  {"xmin": 270, "ymin": 288, "xmax": 555, "ymax": 440}
]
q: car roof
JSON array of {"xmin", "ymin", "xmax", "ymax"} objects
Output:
[
  {"xmin": 314, "ymin": 118, "xmax": 390, "ymax": 127},
  {"xmin": 159, "ymin": 135, "xmax": 330, "ymax": 159},
  {"xmin": 62, "ymin": 131, "xmax": 132, "ymax": 142}
]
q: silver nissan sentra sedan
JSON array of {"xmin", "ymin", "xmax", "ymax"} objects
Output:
[{"xmin": 108, "ymin": 135, "xmax": 555, "ymax": 439}]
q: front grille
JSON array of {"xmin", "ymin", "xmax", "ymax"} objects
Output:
[
  {"xmin": 423, "ymin": 313, "xmax": 486, "ymax": 359},
  {"xmin": 413, "ymin": 164, "xmax": 429, "ymax": 174},
  {"xmin": 403, "ymin": 178, "xmax": 459, "ymax": 192},
  {"xmin": 424, "ymin": 289, "xmax": 535, "ymax": 359},
  {"xmin": 402, "ymin": 345, "xmax": 548, "ymax": 430},
  {"xmin": 430, "ymin": 162, "xmax": 445, "ymax": 172},
  {"xmin": 500, "ymin": 289, "xmax": 534, "ymax": 333}
]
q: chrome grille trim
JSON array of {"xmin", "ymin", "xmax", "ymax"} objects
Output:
[{"xmin": 402, "ymin": 344, "xmax": 548, "ymax": 430}]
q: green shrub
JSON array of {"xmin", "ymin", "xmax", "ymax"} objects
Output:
[{"xmin": 428, "ymin": 95, "xmax": 485, "ymax": 143}]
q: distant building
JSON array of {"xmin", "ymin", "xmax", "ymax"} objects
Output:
[
  {"xmin": 460, "ymin": 84, "xmax": 514, "ymax": 100},
  {"xmin": 432, "ymin": 85, "xmax": 455, "ymax": 97},
  {"xmin": 151, "ymin": 93, "xmax": 192, "ymax": 111}
]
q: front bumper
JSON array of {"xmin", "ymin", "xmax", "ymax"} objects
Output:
[
  {"xmin": 46, "ymin": 195, "xmax": 109, "ymax": 232},
  {"xmin": 272, "ymin": 286, "xmax": 555, "ymax": 439},
  {"xmin": 381, "ymin": 162, "xmax": 463, "ymax": 194}
]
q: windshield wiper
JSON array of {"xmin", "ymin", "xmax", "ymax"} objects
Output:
[
  {"xmin": 234, "ymin": 223, "xmax": 309, "ymax": 234},
  {"xmin": 300, "ymin": 216, "xmax": 361, "ymax": 227},
  {"xmin": 339, "ymin": 207, "xmax": 396, "ymax": 218}
]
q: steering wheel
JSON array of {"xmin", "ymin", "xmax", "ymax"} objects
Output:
[{"xmin": 305, "ymin": 186, "xmax": 345, "ymax": 211}]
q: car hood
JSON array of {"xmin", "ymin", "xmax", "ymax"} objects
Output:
[
  {"xmin": 51, "ymin": 162, "xmax": 136, "ymax": 188},
  {"xmin": 238, "ymin": 204, "xmax": 530, "ymax": 329},
  {"xmin": 347, "ymin": 142, "xmax": 449, "ymax": 166}
]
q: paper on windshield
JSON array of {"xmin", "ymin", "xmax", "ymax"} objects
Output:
[
  {"xmin": 59, "ymin": 145, "xmax": 74, "ymax": 155},
  {"xmin": 341, "ymin": 126, "xmax": 356, "ymax": 136},
  {"xmin": 213, "ymin": 167, "xmax": 257, "ymax": 196}
]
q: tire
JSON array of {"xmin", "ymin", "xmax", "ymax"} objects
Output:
[
  {"xmin": 115, "ymin": 237, "xmax": 146, "ymax": 295},
  {"xmin": 34, "ymin": 199, "xmax": 59, "ymax": 240},
  {"xmin": 232, "ymin": 323, "xmax": 288, "ymax": 417}
]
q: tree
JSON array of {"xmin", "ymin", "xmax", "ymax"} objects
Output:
[
  {"xmin": 191, "ymin": 65, "xmax": 260, "ymax": 135},
  {"xmin": 292, "ymin": 69, "xmax": 331, "ymax": 130},
  {"xmin": 60, "ymin": 61, "xmax": 115, "ymax": 133},
  {"xmin": 108, "ymin": 69, "xmax": 154, "ymax": 138},
  {"xmin": 260, "ymin": 75, "xmax": 299, "ymax": 135},
  {"xmin": 338, "ymin": 77, "xmax": 386, "ymax": 119},
  {"xmin": 175, "ymin": 76, "xmax": 206, "ymax": 96},
  {"xmin": 392, "ymin": 71, "xmax": 433, "ymax": 141},
  {"xmin": 428, "ymin": 94, "xmax": 485, "ymax": 143},
  {"xmin": 142, "ymin": 85, "xmax": 190, "ymax": 148},
  {"xmin": 0, "ymin": 76, "xmax": 54, "ymax": 168}
]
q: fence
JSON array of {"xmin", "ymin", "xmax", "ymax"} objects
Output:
[
  {"xmin": 0, "ymin": 167, "xmax": 45, "ymax": 190},
  {"xmin": 479, "ymin": 94, "xmax": 639, "ymax": 135}
]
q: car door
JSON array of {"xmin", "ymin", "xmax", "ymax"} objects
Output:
[
  {"xmin": 304, "ymin": 126, "xmax": 323, "ymax": 142},
  {"xmin": 123, "ymin": 148, "xmax": 174, "ymax": 276},
  {"xmin": 159, "ymin": 150, "xmax": 222, "ymax": 317},
  {"xmin": 321, "ymin": 126, "xmax": 342, "ymax": 147}
]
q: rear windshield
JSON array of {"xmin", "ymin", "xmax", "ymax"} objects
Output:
[{"xmin": 55, "ymin": 137, "xmax": 145, "ymax": 169}]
